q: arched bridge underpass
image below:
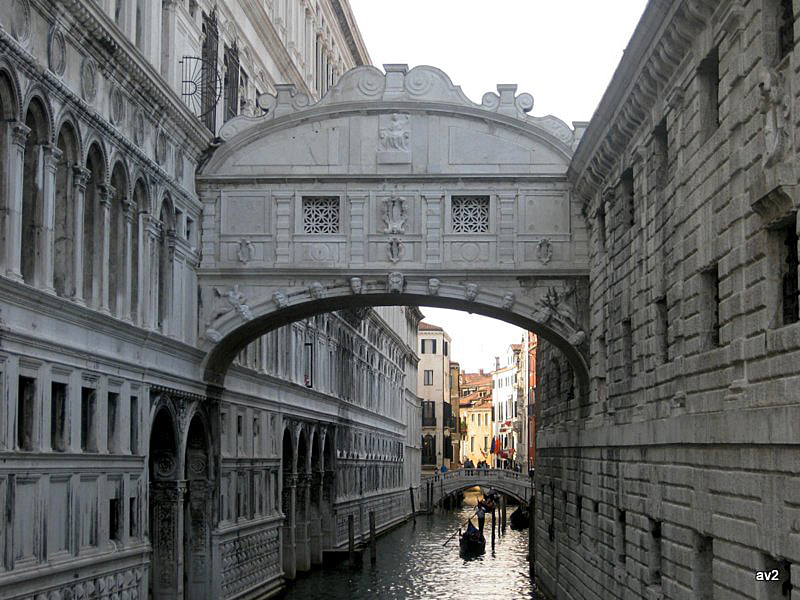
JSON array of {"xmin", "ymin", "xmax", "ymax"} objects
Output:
[{"xmin": 421, "ymin": 468, "xmax": 534, "ymax": 509}]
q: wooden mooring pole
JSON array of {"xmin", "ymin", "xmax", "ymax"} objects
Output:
[
  {"xmin": 348, "ymin": 514, "xmax": 355, "ymax": 568},
  {"xmin": 501, "ymin": 495, "xmax": 507, "ymax": 533},
  {"xmin": 369, "ymin": 511, "xmax": 377, "ymax": 565},
  {"xmin": 410, "ymin": 486, "xmax": 416, "ymax": 521},
  {"xmin": 491, "ymin": 508, "xmax": 496, "ymax": 550}
]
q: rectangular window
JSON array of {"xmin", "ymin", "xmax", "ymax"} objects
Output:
[
  {"xmin": 452, "ymin": 195, "xmax": 490, "ymax": 233},
  {"xmin": 619, "ymin": 168, "xmax": 635, "ymax": 230},
  {"xmin": 129, "ymin": 495, "xmax": 138, "ymax": 538},
  {"xmin": 50, "ymin": 381, "xmax": 68, "ymax": 452},
  {"xmin": 224, "ymin": 44, "xmax": 240, "ymax": 122},
  {"xmin": 420, "ymin": 339, "xmax": 437, "ymax": 354},
  {"xmin": 761, "ymin": 554, "xmax": 792, "ymax": 600},
  {"xmin": 779, "ymin": 221, "xmax": 799, "ymax": 325},
  {"xmin": 424, "ymin": 370, "xmax": 434, "ymax": 386},
  {"xmin": 483, "ymin": 436, "xmax": 488, "ymax": 451},
  {"xmin": 655, "ymin": 297, "xmax": 669, "ymax": 364},
  {"xmin": 694, "ymin": 533, "xmax": 714, "ymax": 600},
  {"xmin": 303, "ymin": 342, "xmax": 313, "ymax": 387},
  {"xmin": 17, "ymin": 376, "xmax": 36, "ymax": 451},
  {"xmin": 81, "ymin": 387, "xmax": 97, "ymax": 452},
  {"xmin": 616, "ymin": 509, "xmax": 627, "ymax": 564},
  {"xmin": 653, "ymin": 117, "xmax": 669, "ymax": 189},
  {"xmin": 443, "ymin": 341, "xmax": 449, "ymax": 356},
  {"xmin": 596, "ymin": 204, "xmax": 607, "ymax": 252},
  {"xmin": 622, "ymin": 319, "xmax": 633, "ymax": 378},
  {"xmin": 107, "ymin": 391, "xmax": 119, "ymax": 453},
  {"xmin": 109, "ymin": 497, "xmax": 121, "ymax": 542},
  {"xmin": 700, "ymin": 264, "xmax": 721, "ymax": 348},
  {"xmin": 698, "ymin": 47, "xmax": 720, "ymax": 141},
  {"xmin": 130, "ymin": 395, "xmax": 139, "ymax": 454},
  {"xmin": 778, "ymin": 0, "xmax": 795, "ymax": 62},
  {"xmin": 649, "ymin": 519, "xmax": 663, "ymax": 586},
  {"xmin": 186, "ymin": 217, "xmax": 194, "ymax": 245},
  {"xmin": 302, "ymin": 196, "xmax": 340, "ymax": 233},
  {"xmin": 470, "ymin": 436, "xmax": 474, "ymax": 452}
]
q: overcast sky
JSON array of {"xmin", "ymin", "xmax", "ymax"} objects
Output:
[{"xmin": 348, "ymin": 0, "xmax": 648, "ymax": 373}]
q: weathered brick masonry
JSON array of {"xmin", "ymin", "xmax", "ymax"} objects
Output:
[{"xmin": 535, "ymin": 1, "xmax": 800, "ymax": 598}]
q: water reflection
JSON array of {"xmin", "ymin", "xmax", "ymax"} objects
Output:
[{"xmin": 282, "ymin": 492, "xmax": 541, "ymax": 600}]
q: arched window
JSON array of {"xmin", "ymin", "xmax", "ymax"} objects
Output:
[
  {"xmin": 83, "ymin": 144, "xmax": 105, "ymax": 306},
  {"xmin": 21, "ymin": 98, "xmax": 50, "ymax": 286},
  {"xmin": 422, "ymin": 434, "xmax": 435, "ymax": 465},
  {"xmin": 157, "ymin": 196, "xmax": 174, "ymax": 332},
  {"xmin": 0, "ymin": 70, "xmax": 20, "ymax": 273},
  {"xmin": 54, "ymin": 122, "xmax": 79, "ymax": 298},
  {"xmin": 109, "ymin": 162, "xmax": 127, "ymax": 317}
]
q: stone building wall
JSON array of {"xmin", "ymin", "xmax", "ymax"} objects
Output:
[{"xmin": 535, "ymin": 1, "xmax": 800, "ymax": 599}]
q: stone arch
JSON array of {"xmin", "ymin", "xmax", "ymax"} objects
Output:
[
  {"xmin": 202, "ymin": 284, "xmax": 589, "ymax": 397},
  {"xmin": 148, "ymin": 406, "xmax": 181, "ymax": 600},
  {"xmin": 439, "ymin": 481, "xmax": 529, "ymax": 506},
  {"xmin": 109, "ymin": 160, "xmax": 129, "ymax": 317},
  {"xmin": 21, "ymin": 90, "xmax": 53, "ymax": 144},
  {"xmin": 20, "ymin": 94, "xmax": 52, "ymax": 286},
  {"xmin": 83, "ymin": 141, "xmax": 106, "ymax": 306},
  {"xmin": 53, "ymin": 117, "xmax": 80, "ymax": 298},
  {"xmin": 0, "ymin": 66, "xmax": 21, "ymax": 274}
]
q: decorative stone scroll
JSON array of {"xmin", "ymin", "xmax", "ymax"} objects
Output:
[
  {"xmin": 381, "ymin": 196, "xmax": 408, "ymax": 234},
  {"xmin": 536, "ymin": 239, "xmax": 553, "ymax": 264}
]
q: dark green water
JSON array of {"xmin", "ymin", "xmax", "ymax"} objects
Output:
[{"xmin": 282, "ymin": 504, "xmax": 542, "ymax": 599}]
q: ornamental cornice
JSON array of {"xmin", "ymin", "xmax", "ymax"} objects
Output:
[{"xmin": 570, "ymin": 0, "xmax": 716, "ymax": 203}]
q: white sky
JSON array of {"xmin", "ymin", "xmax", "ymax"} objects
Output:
[{"xmin": 348, "ymin": 0, "xmax": 648, "ymax": 373}]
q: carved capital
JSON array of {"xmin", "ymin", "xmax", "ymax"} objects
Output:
[
  {"xmin": 72, "ymin": 165, "xmax": 90, "ymax": 190},
  {"xmin": 98, "ymin": 185, "xmax": 113, "ymax": 208},
  {"xmin": 10, "ymin": 121, "xmax": 31, "ymax": 147}
]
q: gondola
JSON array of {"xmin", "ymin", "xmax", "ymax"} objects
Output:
[
  {"xmin": 459, "ymin": 521, "xmax": 486, "ymax": 555},
  {"xmin": 509, "ymin": 505, "xmax": 530, "ymax": 530}
]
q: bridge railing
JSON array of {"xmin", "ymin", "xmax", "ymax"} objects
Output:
[{"xmin": 422, "ymin": 467, "xmax": 529, "ymax": 484}]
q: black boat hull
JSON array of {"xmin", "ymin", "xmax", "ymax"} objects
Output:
[
  {"xmin": 509, "ymin": 507, "xmax": 529, "ymax": 530},
  {"xmin": 459, "ymin": 535, "xmax": 486, "ymax": 555}
]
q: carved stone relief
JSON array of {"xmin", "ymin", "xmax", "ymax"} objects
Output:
[
  {"xmin": 387, "ymin": 272, "xmax": 404, "ymax": 293},
  {"xmin": 212, "ymin": 284, "xmax": 253, "ymax": 321},
  {"xmin": 132, "ymin": 110, "xmax": 145, "ymax": 147},
  {"xmin": 378, "ymin": 113, "xmax": 411, "ymax": 164},
  {"xmin": 387, "ymin": 237, "xmax": 404, "ymax": 263},
  {"xmin": 427, "ymin": 278, "xmax": 441, "ymax": 295},
  {"xmin": 382, "ymin": 196, "xmax": 408, "ymax": 234},
  {"xmin": 349, "ymin": 277, "xmax": 363, "ymax": 294},
  {"xmin": 536, "ymin": 238, "xmax": 554, "ymax": 264},
  {"xmin": 110, "ymin": 85, "xmax": 126, "ymax": 126},
  {"xmin": 272, "ymin": 290, "xmax": 288, "ymax": 308},
  {"xmin": 81, "ymin": 56, "xmax": 98, "ymax": 102},
  {"xmin": 309, "ymin": 282, "xmax": 325, "ymax": 299},
  {"xmin": 236, "ymin": 238, "xmax": 255, "ymax": 264},
  {"xmin": 501, "ymin": 292, "xmax": 516, "ymax": 310},
  {"xmin": 759, "ymin": 67, "xmax": 790, "ymax": 168},
  {"xmin": 464, "ymin": 283, "xmax": 479, "ymax": 302},
  {"xmin": 155, "ymin": 130, "xmax": 168, "ymax": 165}
]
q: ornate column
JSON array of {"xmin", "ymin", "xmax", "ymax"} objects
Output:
[
  {"xmin": 39, "ymin": 143, "xmax": 61, "ymax": 293},
  {"xmin": 149, "ymin": 481, "xmax": 187, "ymax": 600},
  {"xmin": 5, "ymin": 122, "xmax": 30, "ymax": 282},
  {"xmin": 159, "ymin": 0, "xmax": 179, "ymax": 87},
  {"xmin": 122, "ymin": 198, "xmax": 134, "ymax": 322},
  {"xmin": 97, "ymin": 185, "xmax": 112, "ymax": 313},
  {"xmin": 281, "ymin": 474, "xmax": 297, "ymax": 580},
  {"xmin": 71, "ymin": 166, "xmax": 89, "ymax": 304},
  {"xmin": 295, "ymin": 473, "xmax": 311, "ymax": 572}
]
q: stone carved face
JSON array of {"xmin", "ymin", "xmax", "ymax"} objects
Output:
[
  {"xmin": 350, "ymin": 277, "xmax": 363, "ymax": 294},
  {"xmin": 387, "ymin": 272, "xmax": 404, "ymax": 293},
  {"xmin": 465, "ymin": 283, "xmax": 479, "ymax": 302},
  {"xmin": 428, "ymin": 278, "xmax": 441, "ymax": 295},
  {"xmin": 501, "ymin": 292, "xmax": 515, "ymax": 310}
]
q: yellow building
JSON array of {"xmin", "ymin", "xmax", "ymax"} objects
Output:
[{"xmin": 462, "ymin": 395, "xmax": 493, "ymax": 466}]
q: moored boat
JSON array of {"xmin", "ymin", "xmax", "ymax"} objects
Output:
[
  {"xmin": 509, "ymin": 505, "xmax": 530, "ymax": 530},
  {"xmin": 459, "ymin": 521, "xmax": 486, "ymax": 555}
]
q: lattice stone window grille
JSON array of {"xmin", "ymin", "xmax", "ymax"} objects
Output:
[
  {"xmin": 302, "ymin": 196, "xmax": 340, "ymax": 233},
  {"xmin": 451, "ymin": 195, "xmax": 490, "ymax": 233}
]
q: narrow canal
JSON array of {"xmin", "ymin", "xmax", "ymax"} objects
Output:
[{"xmin": 282, "ymin": 491, "xmax": 543, "ymax": 599}]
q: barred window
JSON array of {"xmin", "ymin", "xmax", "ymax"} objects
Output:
[
  {"xmin": 452, "ymin": 196, "xmax": 490, "ymax": 233},
  {"xmin": 302, "ymin": 196, "xmax": 340, "ymax": 233}
]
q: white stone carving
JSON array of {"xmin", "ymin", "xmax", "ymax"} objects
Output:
[
  {"xmin": 501, "ymin": 292, "xmax": 516, "ymax": 310},
  {"xmin": 272, "ymin": 290, "xmax": 288, "ymax": 308},
  {"xmin": 302, "ymin": 197, "xmax": 340, "ymax": 234},
  {"xmin": 236, "ymin": 238, "xmax": 255, "ymax": 263},
  {"xmin": 309, "ymin": 282, "xmax": 325, "ymax": 299},
  {"xmin": 427, "ymin": 278, "xmax": 441, "ymax": 295},
  {"xmin": 379, "ymin": 114, "xmax": 410, "ymax": 151},
  {"xmin": 536, "ymin": 239, "xmax": 553, "ymax": 264},
  {"xmin": 382, "ymin": 197, "xmax": 408, "ymax": 234},
  {"xmin": 759, "ymin": 67, "xmax": 789, "ymax": 168},
  {"xmin": 349, "ymin": 277, "xmax": 363, "ymax": 294},
  {"xmin": 568, "ymin": 330, "xmax": 586, "ymax": 346},
  {"xmin": 387, "ymin": 272, "xmax": 404, "ymax": 293},
  {"xmin": 452, "ymin": 196, "xmax": 490, "ymax": 233},
  {"xmin": 309, "ymin": 243, "xmax": 332, "ymax": 261},
  {"xmin": 464, "ymin": 283, "xmax": 479, "ymax": 301},
  {"xmin": 387, "ymin": 237, "xmax": 404, "ymax": 263},
  {"xmin": 204, "ymin": 328, "xmax": 223, "ymax": 342},
  {"xmin": 47, "ymin": 25, "xmax": 66, "ymax": 76},
  {"xmin": 213, "ymin": 284, "xmax": 253, "ymax": 321}
]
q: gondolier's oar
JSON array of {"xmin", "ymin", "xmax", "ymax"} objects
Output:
[{"xmin": 442, "ymin": 510, "xmax": 478, "ymax": 546}]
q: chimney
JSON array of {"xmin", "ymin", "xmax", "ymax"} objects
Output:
[
  {"xmin": 479, "ymin": 369, "xmax": 484, "ymax": 375},
  {"xmin": 494, "ymin": 356, "xmax": 500, "ymax": 371}
]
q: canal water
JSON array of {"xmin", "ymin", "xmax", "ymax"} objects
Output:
[{"xmin": 282, "ymin": 492, "xmax": 542, "ymax": 599}]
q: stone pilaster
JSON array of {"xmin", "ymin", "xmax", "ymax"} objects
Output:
[
  {"xmin": 422, "ymin": 192, "xmax": 443, "ymax": 264},
  {"xmin": 97, "ymin": 185, "xmax": 112, "ymax": 313},
  {"xmin": 149, "ymin": 481, "xmax": 186, "ymax": 600},
  {"xmin": 295, "ymin": 473, "xmax": 311, "ymax": 572},
  {"xmin": 40, "ymin": 143, "xmax": 61, "ymax": 293},
  {"xmin": 159, "ymin": 0, "xmax": 179, "ymax": 88},
  {"xmin": 309, "ymin": 470, "xmax": 323, "ymax": 565},
  {"xmin": 122, "ymin": 198, "xmax": 134, "ymax": 322},
  {"xmin": 348, "ymin": 193, "xmax": 367, "ymax": 265},
  {"xmin": 5, "ymin": 121, "xmax": 30, "ymax": 282},
  {"xmin": 274, "ymin": 192, "xmax": 293, "ymax": 264},
  {"xmin": 497, "ymin": 191, "xmax": 516, "ymax": 265},
  {"xmin": 281, "ymin": 474, "xmax": 297, "ymax": 579},
  {"xmin": 71, "ymin": 166, "xmax": 89, "ymax": 304}
]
